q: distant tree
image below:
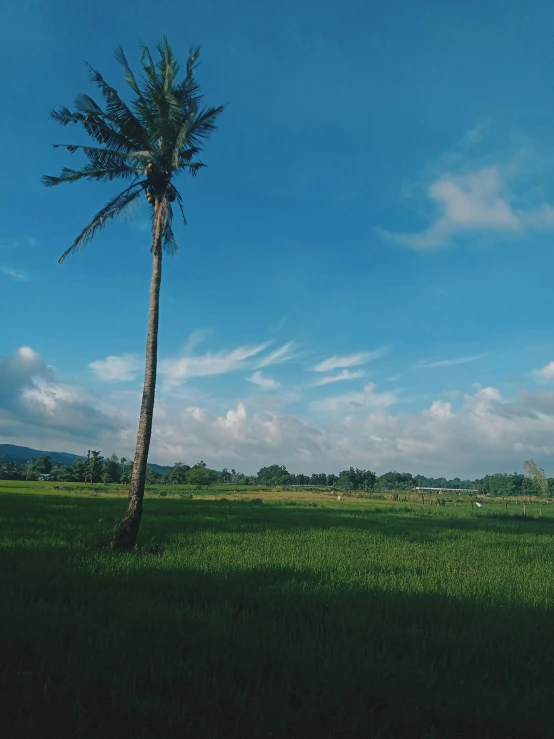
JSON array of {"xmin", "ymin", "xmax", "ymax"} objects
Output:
[
  {"xmin": 102, "ymin": 453, "xmax": 121, "ymax": 484},
  {"xmin": 524, "ymin": 459, "xmax": 549, "ymax": 497},
  {"xmin": 72, "ymin": 458, "xmax": 86, "ymax": 482},
  {"xmin": 167, "ymin": 462, "xmax": 191, "ymax": 484},
  {"xmin": 337, "ymin": 467, "xmax": 376, "ymax": 491},
  {"xmin": 51, "ymin": 464, "xmax": 73, "ymax": 482},
  {"xmin": 145, "ymin": 467, "xmax": 160, "ymax": 485},
  {"xmin": 35, "ymin": 456, "xmax": 52, "ymax": 474},
  {"xmin": 193, "ymin": 460, "xmax": 207, "ymax": 468},
  {"xmin": 26, "ymin": 456, "xmax": 37, "ymax": 480},
  {"xmin": 186, "ymin": 466, "xmax": 216, "ymax": 488},
  {"xmin": 84, "ymin": 450, "xmax": 104, "ymax": 484},
  {"xmin": 257, "ymin": 465, "xmax": 291, "ymax": 486}
]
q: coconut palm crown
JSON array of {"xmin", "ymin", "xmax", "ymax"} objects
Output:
[
  {"xmin": 43, "ymin": 38, "xmax": 224, "ymax": 549},
  {"xmin": 44, "ymin": 37, "xmax": 224, "ymax": 261}
]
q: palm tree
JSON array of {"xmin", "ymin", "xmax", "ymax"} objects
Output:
[{"xmin": 43, "ymin": 38, "xmax": 224, "ymax": 549}]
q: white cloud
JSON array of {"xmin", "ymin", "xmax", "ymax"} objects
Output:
[
  {"xmin": 313, "ymin": 369, "xmax": 365, "ymax": 386},
  {"xmin": 314, "ymin": 348, "xmax": 387, "ymax": 373},
  {"xmin": 533, "ymin": 361, "xmax": 554, "ymax": 383},
  {"xmin": 417, "ymin": 354, "xmax": 487, "ymax": 369},
  {"xmin": 7, "ymin": 347, "xmax": 554, "ymax": 477},
  {"xmin": 0, "ymin": 347, "xmax": 121, "ymax": 443},
  {"xmin": 140, "ymin": 382, "xmax": 554, "ymax": 476},
  {"xmin": 248, "ymin": 370, "xmax": 280, "ymax": 389},
  {"xmin": 384, "ymin": 157, "xmax": 554, "ymax": 250},
  {"xmin": 161, "ymin": 343, "xmax": 269, "ymax": 388},
  {"xmin": 257, "ymin": 342, "xmax": 295, "ymax": 368},
  {"xmin": 90, "ymin": 354, "xmax": 142, "ymax": 382},
  {"xmin": 0, "ymin": 266, "xmax": 30, "ymax": 282}
]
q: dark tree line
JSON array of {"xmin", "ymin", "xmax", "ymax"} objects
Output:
[{"xmin": 2, "ymin": 454, "xmax": 552, "ymax": 497}]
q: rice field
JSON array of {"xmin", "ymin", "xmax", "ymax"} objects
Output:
[{"xmin": 1, "ymin": 481, "xmax": 554, "ymax": 738}]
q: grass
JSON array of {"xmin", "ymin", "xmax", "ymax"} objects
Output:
[{"xmin": 1, "ymin": 483, "xmax": 554, "ymax": 738}]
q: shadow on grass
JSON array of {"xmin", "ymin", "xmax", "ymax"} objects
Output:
[{"xmin": 1, "ymin": 538, "xmax": 553, "ymax": 739}]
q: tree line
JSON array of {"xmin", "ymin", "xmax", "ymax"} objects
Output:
[{"xmin": 2, "ymin": 455, "xmax": 552, "ymax": 497}]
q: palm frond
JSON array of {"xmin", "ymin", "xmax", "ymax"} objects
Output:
[
  {"xmin": 52, "ymin": 143, "xmax": 151, "ymax": 164},
  {"xmin": 157, "ymin": 36, "xmax": 180, "ymax": 95},
  {"xmin": 174, "ymin": 188, "xmax": 187, "ymax": 225},
  {"xmin": 85, "ymin": 63, "xmax": 151, "ymax": 149},
  {"xmin": 188, "ymin": 162, "xmax": 206, "ymax": 177},
  {"xmin": 162, "ymin": 204, "xmax": 179, "ymax": 255},
  {"xmin": 58, "ymin": 183, "xmax": 144, "ymax": 263},
  {"xmin": 175, "ymin": 46, "xmax": 202, "ymax": 100},
  {"xmin": 43, "ymin": 160, "xmax": 143, "ymax": 187},
  {"xmin": 49, "ymin": 105, "xmax": 137, "ymax": 152},
  {"xmin": 185, "ymin": 105, "xmax": 225, "ymax": 146},
  {"xmin": 114, "ymin": 45, "xmax": 155, "ymax": 133}
]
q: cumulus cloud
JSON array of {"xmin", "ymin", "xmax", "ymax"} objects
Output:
[
  {"xmin": 0, "ymin": 347, "xmax": 121, "ymax": 443},
  {"xmin": 383, "ymin": 156, "xmax": 554, "ymax": 250},
  {"xmin": 313, "ymin": 369, "xmax": 365, "ymax": 386},
  {"xmin": 7, "ymin": 347, "xmax": 554, "ymax": 478},
  {"xmin": 533, "ymin": 361, "xmax": 554, "ymax": 383},
  {"xmin": 247, "ymin": 370, "xmax": 280, "ymax": 389},
  {"xmin": 90, "ymin": 354, "xmax": 142, "ymax": 382},
  {"xmin": 314, "ymin": 348, "xmax": 387, "ymax": 373},
  {"xmin": 136, "ymin": 382, "xmax": 554, "ymax": 477}
]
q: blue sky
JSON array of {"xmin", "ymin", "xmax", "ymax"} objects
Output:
[{"xmin": 2, "ymin": 0, "xmax": 554, "ymax": 476}]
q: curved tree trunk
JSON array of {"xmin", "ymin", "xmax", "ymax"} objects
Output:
[{"xmin": 112, "ymin": 200, "xmax": 165, "ymax": 550}]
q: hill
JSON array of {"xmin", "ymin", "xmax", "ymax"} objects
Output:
[{"xmin": 0, "ymin": 444, "xmax": 171, "ymax": 473}]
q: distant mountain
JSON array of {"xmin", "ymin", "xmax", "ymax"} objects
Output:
[
  {"xmin": 0, "ymin": 444, "xmax": 171, "ymax": 473},
  {"xmin": 0, "ymin": 444, "xmax": 84, "ymax": 466}
]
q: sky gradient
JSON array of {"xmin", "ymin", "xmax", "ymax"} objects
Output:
[{"xmin": 2, "ymin": 0, "xmax": 554, "ymax": 476}]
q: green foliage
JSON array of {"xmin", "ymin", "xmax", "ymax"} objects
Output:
[
  {"xmin": 166, "ymin": 462, "xmax": 190, "ymax": 484},
  {"xmin": 257, "ymin": 464, "xmax": 292, "ymax": 486},
  {"xmin": 186, "ymin": 466, "xmax": 216, "ymax": 488},
  {"xmin": 84, "ymin": 450, "xmax": 104, "ymax": 484},
  {"xmin": 35, "ymin": 455, "xmax": 52, "ymax": 474},
  {"xmin": 338, "ymin": 467, "xmax": 376, "ymax": 491},
  {"xmin": 103, "ymin": 453, "xmax": 122, "ymax": 484}
]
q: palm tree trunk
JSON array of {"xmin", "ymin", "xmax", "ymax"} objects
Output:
[{"xmin": 112, "ymin": 200, "xmax": 165, "ymax": 550}]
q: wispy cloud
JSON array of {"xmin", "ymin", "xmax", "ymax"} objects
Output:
[
  {"xmin": 0, "ymin": 236, "xmax": 39, "ymax": 249},
  {"xmin": 313, "ymin": 369, "xmax": 365, "ymax": 386},
  {"xmin": 416, "ymin": 354, "xmax": 487, "ymax": 369},
  {"xmin": 90, "ymin": 354, "xmax": 142, "ymax": 382},
  {"xmin": 0, "ymin": 266, "xmax": 30, "ymax": 282},
  {"xmin": 257, "ymin": 342, "xmax": 295, "ymax": 368},
  {"xmin": 271, "ymin": 316, "xmax": 288, "ymax": 332},
  {"xmin": 314, "ymin": 347, "xmax": 387, "ymax": 373},
  {"xmin": 247, "ymin": 370, "xmax": 280, "ymax": 389},
  {"xmin": 161, "ymin": 343, "xmax": 269, "ymax": 388},
  {"xmin": 184, "ymin": 329, "xmax": 212, "ymax": 354}
]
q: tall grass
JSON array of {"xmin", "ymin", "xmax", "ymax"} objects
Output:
[{"xmin": 1, "ymin": 485, "xmax": 554, "ymax": 738}]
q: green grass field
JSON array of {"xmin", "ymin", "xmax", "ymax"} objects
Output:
[{"xmin": 2, "ymin": 482, "xmax": 554, "ymax": 738}]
